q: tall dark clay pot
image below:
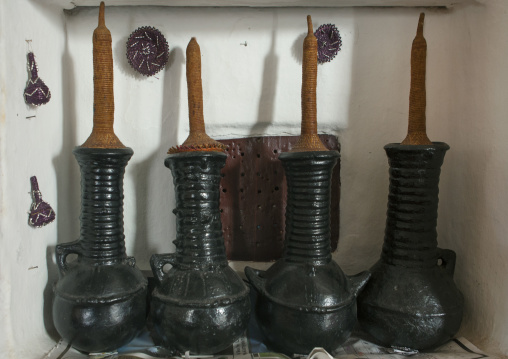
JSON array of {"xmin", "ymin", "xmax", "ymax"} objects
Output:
[
  {"xmin": 53, "ymin": 147, "xmax": 147, "ymax": 352},
  {"xmin": 150, "ymin": 151, "xmax": 250, "ymax": 354},
  {"xmin": 245, "ymin": 16, "xmax": 369, "ymax": 354},
  {"xmin": 358, "ymin": 14, "xmax": 463, "ymax": 350},
  {"xmin": 245, "ymin": 151, "xmax": 370, "ymax": 355},
  {"xmin": 53, "ymin": 4, "xmax": 147, "ymax": 352},
  {"xmin": 357, "ymin": 143, "xmax": 463, "ymax": 350}
]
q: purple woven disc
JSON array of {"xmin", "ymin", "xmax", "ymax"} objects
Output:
[
  {"xmin": 314, "ymin": 24, "xmax": 342, "ymax": 64},
  {"xmin": 24, "ymin": 52, "xmax": 51, "ymax": 106},
  {"xmin": 126, "ymin": 26, "xmax": 169, "ymax": 76},
  {"xmin": 28, "ymin": 176, "xmax": 55, "ymax": 228}
]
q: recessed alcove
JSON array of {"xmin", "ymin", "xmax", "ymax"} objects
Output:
[{"xmin": 1, "ymin": 0, "xmax": 507, "ymax": 357}]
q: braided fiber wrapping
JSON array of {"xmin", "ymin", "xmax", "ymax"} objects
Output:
[
  {"xmin": 401, "ymin": 13, "xmax": 432, "ymax": 146},
  {"xmin": 170, "ymin": 38, "xmax": 225, "ymax": 154},
  {"xmin": 291, "ymin": 16, "xmax": 327, "ymax": 153},
  {"xmin": 82, "ymin": 2, "xmax": 125, "ymax": 149}
]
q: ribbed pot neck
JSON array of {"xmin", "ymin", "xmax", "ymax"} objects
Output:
[
  {"xmin": 279, "ymin": 150, "xmax": 339, "ymax": 266},
  {"xmin": 73, "ymin": 146, "xmax": 133, "ymax": 264},
  {"xmin": 381, "ymin": 142, "xmax": 449, "ymax": 268},
  {"xmin": 165, "ymin": 151, "xmax": 228, "ymax": 269}
]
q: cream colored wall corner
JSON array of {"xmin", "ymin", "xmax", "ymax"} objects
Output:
[{"xmin": 432, "ymin": 1, "xmax": 508, "ymax": 357}]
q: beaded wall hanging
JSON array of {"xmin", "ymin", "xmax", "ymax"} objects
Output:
[
  {"xmin": 126, "ymin": 26, "xmax": 169, "ymax": 76},
  {"xmin": 314, "ymin": 24, "xmax": 342, "ymax": 64},
  {"xmin": 28, "ymin": 176, "xmax": 55, "ymax": 228},
  {"xmin": 24, "ymin": 52, "xmax": 51, "ymax": 106}
]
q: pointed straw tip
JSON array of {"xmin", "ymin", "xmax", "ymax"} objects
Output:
[
  {"xmin": 307, "ymin": 15, "xmax": 313, "ymax": 34},
  {"xmin": 188, "ymin": 37, "xmax": 199, "ymax": 50},
  {"xmin": 98, "ymin": 2, "xmax": 105, "ymax": 26},
  {"xmin": 417, "ymin": 13, "xmax": 425, "ymax": 35}
]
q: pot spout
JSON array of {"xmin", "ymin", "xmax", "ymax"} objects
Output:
[
  {"xmin": 349, "ymin": 271, "xmax": 371, "ymax": 298},
  {"xmin": 245, "ymin": 267, "xmax": 266, "ymax": 293}
]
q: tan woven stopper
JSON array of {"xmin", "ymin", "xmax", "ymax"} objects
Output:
[
  {"xmin": 168, "ymin": 37, "xmax": 225, "ymax": 153},
  {"xmin": 81, "ymin": 2, "xmax": 125, "ymax": 149},
  {"xmin": 290, "ymin": 15, "xmax": 327, "ymax": 153},
  {"xmin": 401, "ymin": 13, "xmax": 432, "ymax": 146}
]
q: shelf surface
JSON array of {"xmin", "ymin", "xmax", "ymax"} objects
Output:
[{"xmin": 47, "ymin": 0, "xmax": 471, "ymax": 10}]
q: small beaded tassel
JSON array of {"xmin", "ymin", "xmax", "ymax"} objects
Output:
[
  {"xmin": 24, "ymin": 52, "xmax": 51, "ymax": 106},
  {"xmin": 28, "ymin": 176, "xmax": 55, "ymax": 228}
]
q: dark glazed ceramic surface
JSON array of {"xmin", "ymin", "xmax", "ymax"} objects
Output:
[
  {"xmin": 245, "ymin": 151, "xmax": 369, "ymax": 355},
  {"xmin": 53, "ymin": 147, "xmax": 147, "ymax": 353},
  {"xmin": 217, "ymin": 135, "xmax": 340, "ymax": 261},
  {"xmin": 150, "ymin": 151, "xmax": 250, "ymax": 354},
  {"xmin": 358, "ymin": 143, "xmax": 463, "ymax": 350}
]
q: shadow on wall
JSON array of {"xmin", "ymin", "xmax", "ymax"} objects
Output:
[
  {"xmin": 431, "ymin": 5, "xmax": 498, "ymax": 350},
  {"xmin": 335, "ymin": 8, "xmax": 420, "ymax": 274},
  {"xmin": 131, "ymin": 47, "xmax": 183, "ymax": 269},
  {"xmin": 250, "ymin": 11, "xmax": 279, "ymax": 137},
  {"xmin": 291, "ymin": 32, "xmax": 306, "ymax": 65},
  {"xmin": 43, "ymin": 246, "xmax": 58, "ymax": 341},
  {"xmin": 46, "ymin": 20, "xmax": 80, "ymax": 340}
]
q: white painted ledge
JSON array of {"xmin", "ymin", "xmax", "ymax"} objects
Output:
[{"xmin": 43, "ymin": 0, "xmax": 472, "ymax": 10}]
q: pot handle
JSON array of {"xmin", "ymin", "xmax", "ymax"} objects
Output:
[
  {"xmin": 123, "ymin": 256, "xmax": 136, "ymax": 267},
  {"xmin": 55, "ymin": 240, "xmax": 81, "ymax": 278},
  {"xmin": 437, "ymin": 248, "xmax": 456, "ymax": 278},
  {"xmin": 244, "ymin": 266, "xmax": 267, "ymax": 293},
  {"xmin": 150, "ymin": 253, "xmax": 177, "ymax": 285}
]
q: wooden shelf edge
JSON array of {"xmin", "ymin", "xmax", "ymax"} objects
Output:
[{"xmin": 45, "ymin": 0, "xmax": 472, "ymax": 10}]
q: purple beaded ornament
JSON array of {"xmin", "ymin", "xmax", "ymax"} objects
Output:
[
  {"xmin": 28, "ymin": 176, "xmax": 55, "ymax": 228},
  {"xmin": 126, "ymin": 26, "xmax": 169, "ymax": 76},
  {"xmin": 24, "ymin": 52, "xmax": 51, "ymax": 106},
  {"xmin": 314, "ymin": 24, "xmax": 342, "ymax": 64}
]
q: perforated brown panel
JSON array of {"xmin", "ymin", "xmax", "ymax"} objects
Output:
[{"xmin": 218, "ymin": 135, "xmax": 340, "ymax": 261}]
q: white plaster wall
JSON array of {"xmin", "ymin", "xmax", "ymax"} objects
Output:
[
  {"xmin": 1, "ymin": 1, "xmax": 508, "ymax": 358},
  {"xmin": 0, "ymin": 0, "xmax": 66, "ymax": 357}
]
